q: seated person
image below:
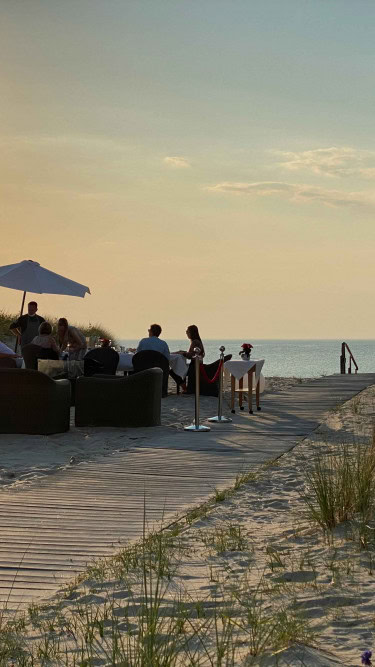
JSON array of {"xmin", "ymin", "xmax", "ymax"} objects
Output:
[
  {"xmin": 171, "ymin": 324, "xmax": 205, "ymax": 392},
  {"xmin": 136, "ymin": 324, "xmax": 170, "ymax": 360},
  {"xmin": 31, "ymin": 322, "xmax": 60, "ymax": 355},
  {"xmin": 57, "ymin": 317, "xmax": 87, "ymax": 360},
  {"xmin": 0, "ymin": 340, "xmax": 23, "ymax": 367}
]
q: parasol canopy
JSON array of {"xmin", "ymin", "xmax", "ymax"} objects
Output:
[{"xmin": 0, "ymin": 260, "xmax": 90, "ymax": 298}]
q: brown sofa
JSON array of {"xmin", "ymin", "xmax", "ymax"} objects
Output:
[
  {"xmin": 75, "ymin": 368, "xmax": 162, "ymax": 427},
  {"xmin": 0, "ymin": 369, "xmax": 71, "ymax": 434}
]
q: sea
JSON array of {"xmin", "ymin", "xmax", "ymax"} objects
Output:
[{"xmin": 118, "ymin": 339, "xmax": 375, "ymax": 378}]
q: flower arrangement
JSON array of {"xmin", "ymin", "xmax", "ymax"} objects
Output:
[{"xmin": 239, "ymin": 343, "xmax": 253, "ymax": 360}]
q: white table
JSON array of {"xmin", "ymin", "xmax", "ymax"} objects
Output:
[
  {"xmin": 117, "ymin": 352, "xmax": 188, "ymax": 378},
  {"xmin": 224, "ymin": 359, "xmax": 265, "ymax": 414}
]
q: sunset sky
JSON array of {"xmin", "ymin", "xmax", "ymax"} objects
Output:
[{"xmin": 1, "ymin": 1, "xmax": 375, "ymax": 339}]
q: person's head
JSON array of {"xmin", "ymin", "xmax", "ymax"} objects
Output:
[
  {"xmin": 57, "ymin": 317, "xmax": 68, "ymax": 335},
  {"xmin": 39, "ymin": 321, "xmax": 52, "ymax": 336},
  {"xmin": 186, "ymin": 325, "xmax": 200, "ymax": 341},
  {"xmin": 28, "ymin": 301, "xmax": 38, "ymax": 316},
  {"xmin": 148, "ymin": 324, "xmax": 162, "ymax": 338}
]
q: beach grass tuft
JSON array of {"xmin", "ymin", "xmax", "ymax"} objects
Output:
[{"xmin": 302, "ymin": 440, "xmax": 375, "ymax": 536}]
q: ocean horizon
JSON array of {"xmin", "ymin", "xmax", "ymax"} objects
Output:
[{"xmin": 118, "ymin": 339, "xmax": 375, "ymax": 378}]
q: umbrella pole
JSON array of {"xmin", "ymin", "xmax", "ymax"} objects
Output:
[{"xmin": 14, "ymin": 291, "xmax": 26, "ymax": 353}]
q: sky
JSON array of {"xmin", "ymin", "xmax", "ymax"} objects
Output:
[{"xmin": 1, "ymin": 0, "xmax": 375, "ymax": 339}]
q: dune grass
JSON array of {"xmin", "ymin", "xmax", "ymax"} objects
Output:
[
  {"xmin": 0, "ymin": 523, "xmax": 313, "ymax": 666},
  {"xmin": 0, "ymin": 310, "xmax": 115, "ymax": 345},
  {"xmin": 302, "ymin": 435, "xmax": 375, "ymax": 544}
]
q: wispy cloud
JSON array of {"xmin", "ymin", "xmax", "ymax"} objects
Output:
[
  {"xmin": 277, "ymin": 147, "xmax": 375, "ymax": 179},
  {"xmin": 163, "ymin": 156, "xmax": 191, "ymax": 168},
  {"xmin": 206, "ymin": 181, "xmax": 371, "ymax": 208}
]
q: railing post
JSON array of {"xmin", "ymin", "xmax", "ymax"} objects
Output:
[
  {"xmin": 184, "ymin": 348, "xmax": 210, "ymax": 432},
  {"xmin": 208, "ymin": 346, "xmax": 232, "ymax": 423},
  {"xmin": 340, "ymin": 342, "xmax": 346, "ymax": 374}
]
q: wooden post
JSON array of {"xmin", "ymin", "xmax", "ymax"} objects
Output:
[
  {"xmin": 340, "ymin": 342, "xmax": 346, "ymax": 374},
  {"xmin": 256, "ymin": 376, "xmax": 261, "ymax": 411},
  {"xmin": 247, "ymin": 369, "xmax": 253, "ymax": 414},
  {"xmin": 231, "ymin": 375, "xmax": 235, "ymax": 413},
  {"xmin": 14, "ymin": 291, "xmax": 26, "ymax": 353},
  {"xmin": 239, "ymin": 376, "xmax": 244, "ymax": 411}
]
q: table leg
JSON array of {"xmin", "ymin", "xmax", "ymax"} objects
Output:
[
  {"xmin": 256, "ymin": 376, "xmax": 261, "ymax": 411},
  {"xmin": 248, "ymin": 370, "xmax": 253, "ymax": 414},
  {"xmin": 231, "ymin": 375, "xmax": 236, "ymax": 413},
  {"xmin": 239, "ymin": 377, "xmax": 244, "ymax": 410}
]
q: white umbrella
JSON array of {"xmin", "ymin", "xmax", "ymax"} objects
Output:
[{"xmin": 0, "ymin": 259, "xmax": 91, "ymax": 349}]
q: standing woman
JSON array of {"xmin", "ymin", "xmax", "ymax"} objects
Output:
[
  {"xmin": 57, "ymin": 318, "xmax": 87, "ymax": 360},
  {"xmin": 171, "ymin": 325, "xmax": 205, "ymax": 393}
]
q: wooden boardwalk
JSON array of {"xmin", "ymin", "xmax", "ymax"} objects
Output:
[{"xmin": 1, "ymin": 373, "xmax": 374, "ymax": 611}]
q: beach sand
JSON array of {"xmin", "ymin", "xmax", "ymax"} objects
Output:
[
  {"xmin": 0, "ymin": 375, "xmax": 311, "ymax": 490},
  {"xmin": 1, "ymin": 376, "xmax": 374, "ymax": 664}
]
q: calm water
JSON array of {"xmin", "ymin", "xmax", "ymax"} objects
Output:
[{"xmin": 118, "ymin": 339, "xmax": 375, "ymax": 378}]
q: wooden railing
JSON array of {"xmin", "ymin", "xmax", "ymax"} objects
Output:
[{"xmin": 340, "ymin": 342, "xmax": 358, "ymax": 374}]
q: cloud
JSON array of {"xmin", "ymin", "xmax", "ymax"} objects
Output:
[
  {"xmin": 163, "ymin": 156, "xmax": 191, "ymax": 168},
  {"xmin": 206, "ymin": 181, "xmax": 371, "ymax": 208},
  {"xmin": 277, "ymin": 147, "xmax": 375, "ymax": 179}
]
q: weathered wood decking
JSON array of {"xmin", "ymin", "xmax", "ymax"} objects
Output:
[{"xmin": 1, "ymin": 373, "xmax": 374, "ymax": 611}]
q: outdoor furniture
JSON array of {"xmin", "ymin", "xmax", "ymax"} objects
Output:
[
  {"xmin": 0, "ymin": 357, "xmax": 17, "ymax": 369},
  {"xmin": 187, "ymin": 355, "xmax": 233, "ymax": 397},
  {"xmin": 38, "ymin": 359, "xmax": 85, "ymax": 379},
  {"xmin": 117, "ymin": 351, "xmax": 187, "ymax": 379},
  {"xmin": 38, "ymin": 359, "xmax": 87, "ymax": 406},
  {"xmin": 23, "ymin": 343, "xmax": 59, "ymax": 370},
  {"xmin": 132, "ymin": 350, "xmax": 169, "ymax": 397},
  {"xmin": 0, "ymin": 368, "xmax": 71, "ymax": 434},
  {"xmin": 84, "ymin": 347, "xmax": 119, "ymax": 375},
  {"xmin": 75, "ymin": 368, "xmax": 162, "ymax": 427},
  {"xmin": 224, "ymin": 359, "xmax": 265, "ymax": 414}
]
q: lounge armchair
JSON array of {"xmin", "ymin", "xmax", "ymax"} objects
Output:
[
  {"xmin": 75, "ymin": 368, "xmax": 162, "ymax": 427},
  {"xmin": 187, "ymin": 355, "xmax": 232, "ymax": 397},
  {"xmin": 0, "ymin": 369, "xmax": 71, "ymax": 434},
  {"xmin": 132, "ymin": 350, "xmax": 169, "ymax": 397}
]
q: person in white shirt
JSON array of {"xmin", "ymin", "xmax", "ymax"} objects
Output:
[
  {"xmin": 136, "ymin": 324, "xmax": 170, "ymax": 360},
  {"xmin": 0, "ymin": 341, "xmax": 23, "ymax": 367}
]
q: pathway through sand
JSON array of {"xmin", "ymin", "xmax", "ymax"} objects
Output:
[{"xmin": 0, "ymin": 373, "xmax": 374, "ymax": 611}]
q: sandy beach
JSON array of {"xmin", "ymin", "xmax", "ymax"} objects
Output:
[
  {"xmin": 0, "ymin": 375, "xmax": 311, "ymax": 491},
  {"xmin": 1, "ymin": 376, "xmax": 374, "ymax": 665}
]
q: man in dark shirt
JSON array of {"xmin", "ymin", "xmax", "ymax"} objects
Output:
[{"xmin": 10, "ymin": 301, "xmax": 45, "ymax": 351}]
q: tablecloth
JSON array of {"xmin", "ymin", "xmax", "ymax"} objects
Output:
[
  {"xmin": 224, "ymin": 359, "xmax": 265, "ymax": 383},
  {"xmin": 116, "ymin": 352, "xmax": 188, "ymax": 378}
]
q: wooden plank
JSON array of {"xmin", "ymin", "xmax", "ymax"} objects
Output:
[{"xmin": 0, "ymin": 373, "xmax": 374, "ymax": 609}]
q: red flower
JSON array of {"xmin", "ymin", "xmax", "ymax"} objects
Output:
[{"xmin": 241, "ymin": 343, "xmax": 253, "ymax": 350}]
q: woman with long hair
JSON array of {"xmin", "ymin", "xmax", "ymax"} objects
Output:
[
  {"xmin": 57, "ymin": 317, "xmax": 87, "ymax": 360},
  {"xmin": 171, "ymin": 324, "xmax": 205, "ymax": 393}
]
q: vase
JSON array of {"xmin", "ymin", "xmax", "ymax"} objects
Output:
[{"xmin": 240, "ymin": 352, "xmax": 251, "ymax": 361}]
